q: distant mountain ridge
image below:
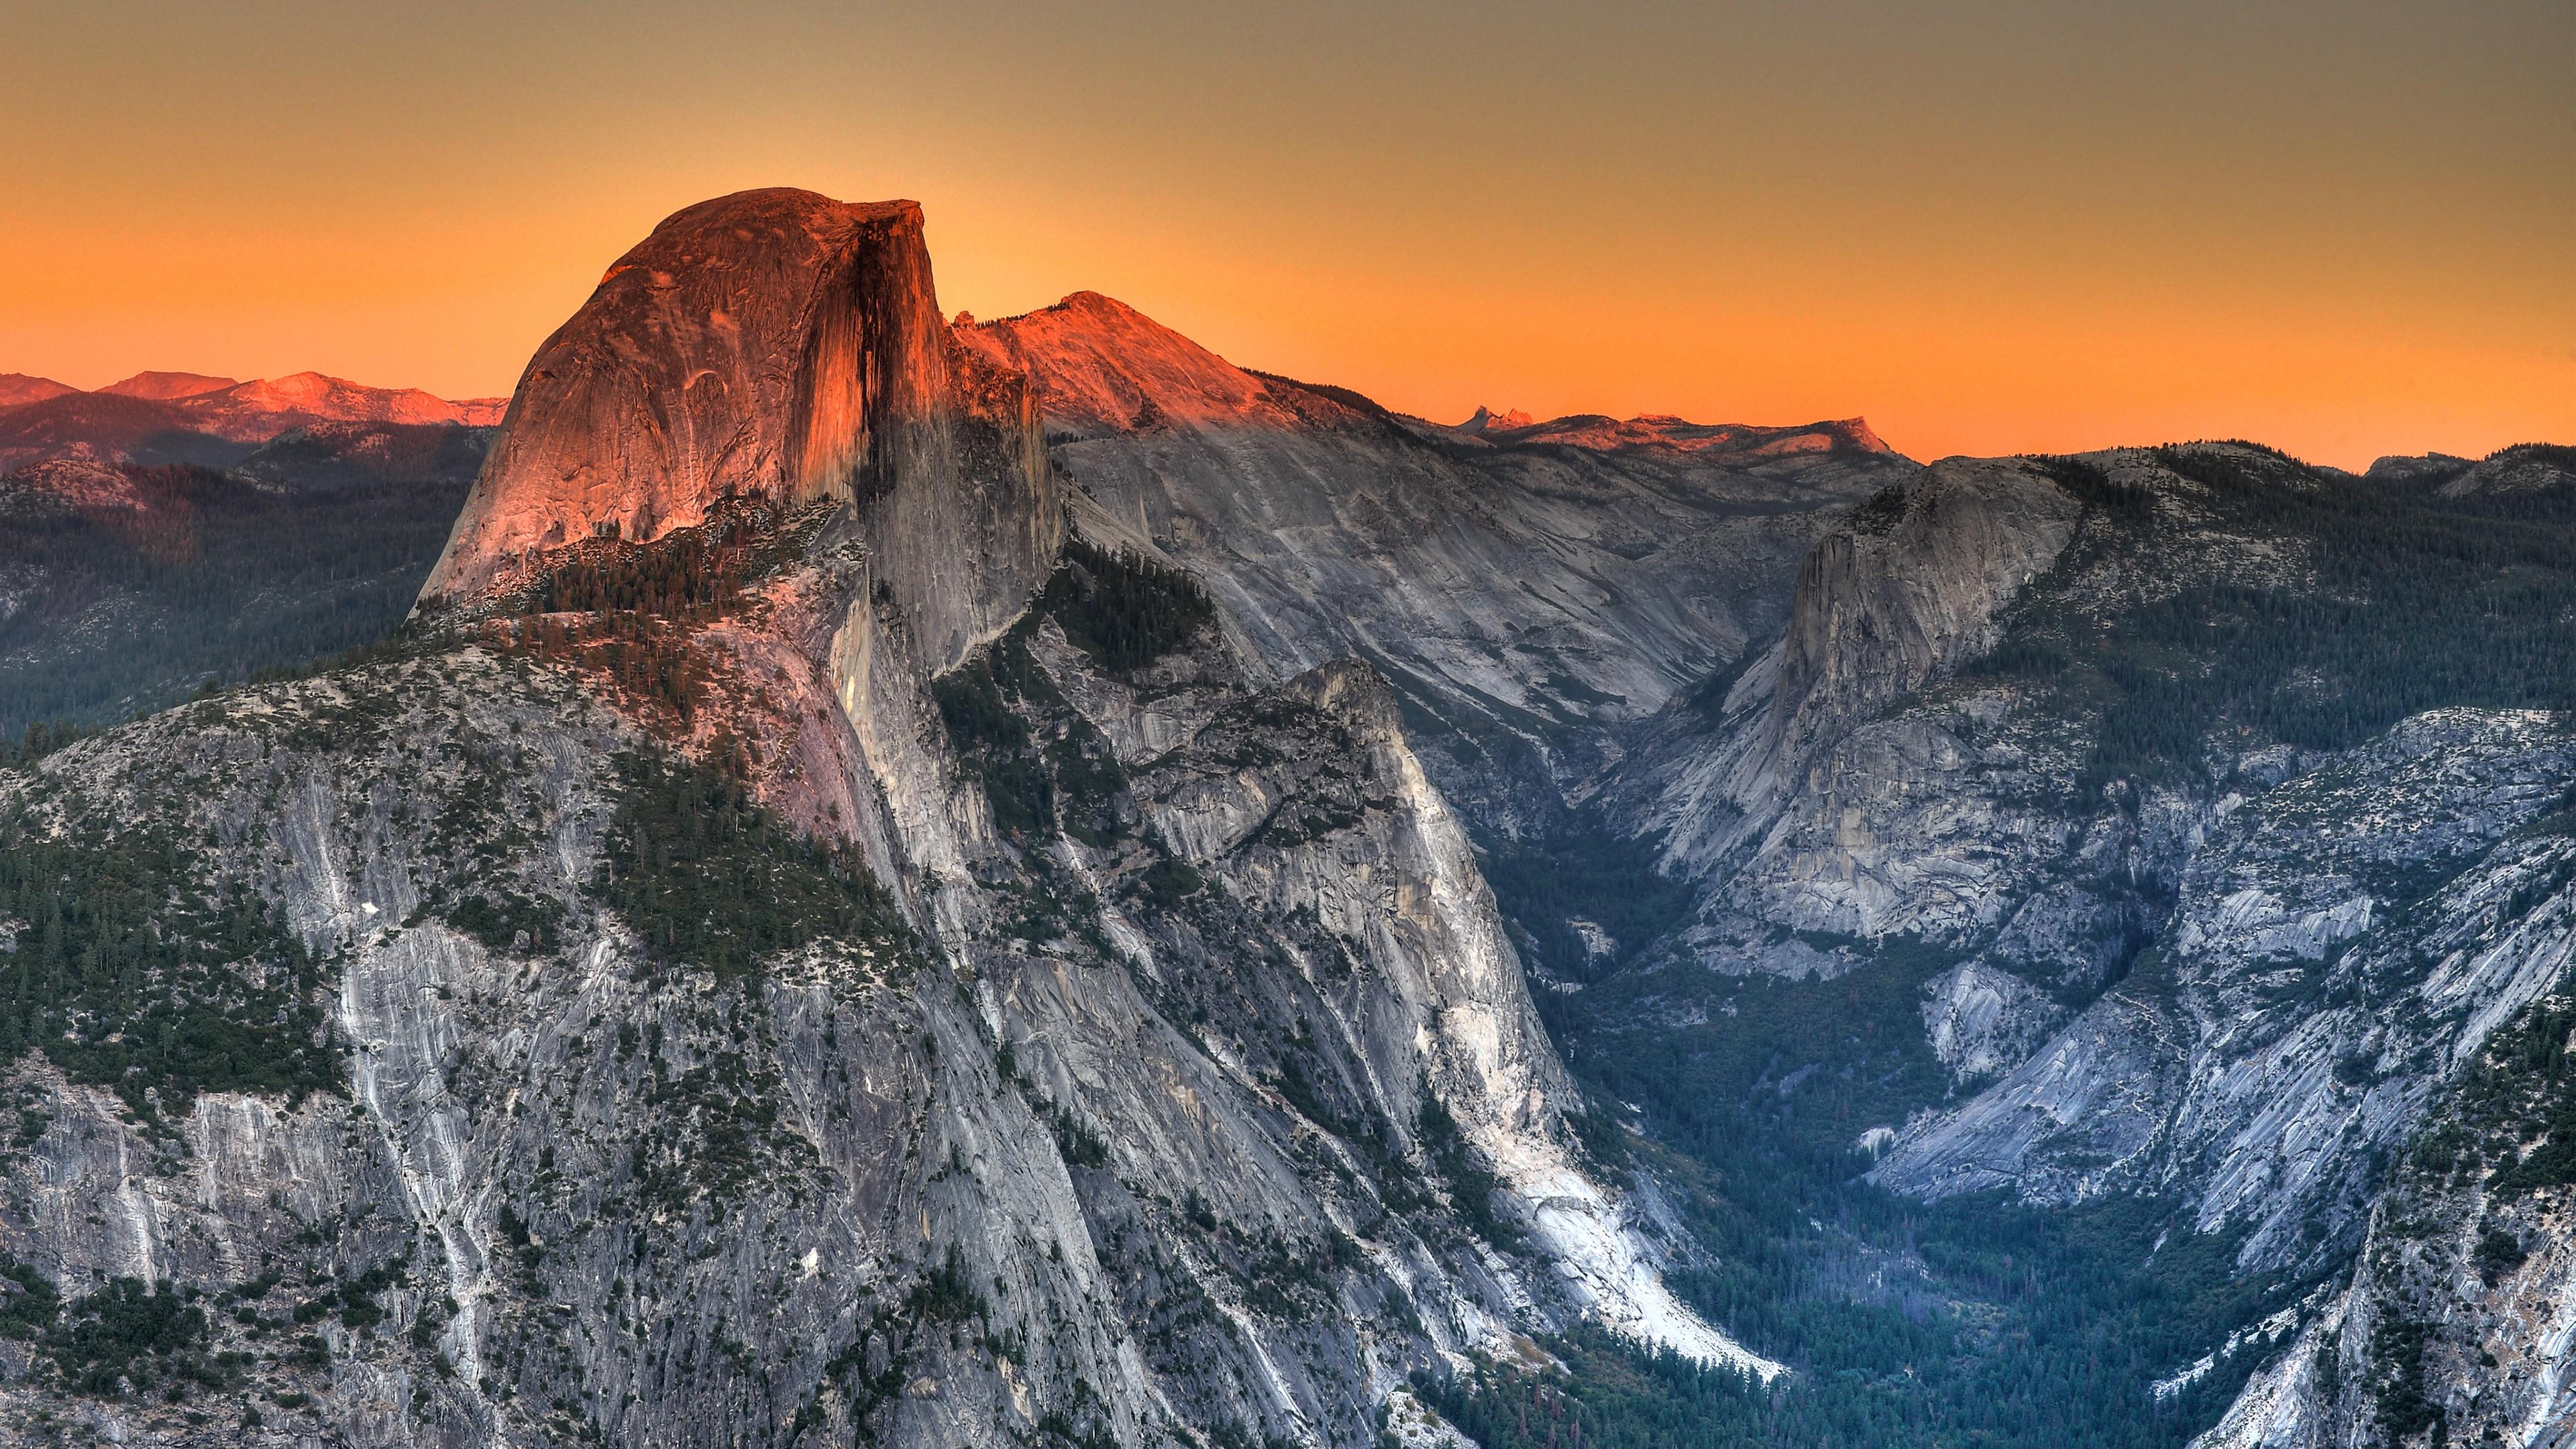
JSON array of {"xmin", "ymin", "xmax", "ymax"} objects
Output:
[
  {"xmin": 958, "ymin": 286, "xmax": 1916, "ymax": 832},
  {"xmin": 0, "ymin": 184, "xmax": 2570, "ymax": 1449},
  {"xmin": 953, "ymin": 290, "xmax": 1895, "ymax": 466},
  {"xmin": 0, "ymin": 373, "xmax": 79, "ymax": 409},
  {"xmin": 0, "ymin": 368, "xmax": 504, "ymax": 474},
  {"xmin": 95, "ymin": 370, "xmax": 239, "ymax": 400},
  {"xmin": 0, "ymin": 366, "xmax": 505, "ymax": 733}
]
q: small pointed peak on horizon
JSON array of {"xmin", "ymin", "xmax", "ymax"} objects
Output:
[
  {"xmin": 1832, "ymin": 417, "xmax": 1894, "ymax": 454},
  {"xmin": 1458, "ymin": 406, "xmax": 1534, "ymax": 435}
]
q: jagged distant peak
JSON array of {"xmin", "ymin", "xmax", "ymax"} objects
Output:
[
  {"xmin": 99, "ymin": 370, "xmax": 239, "ymax": 400},
  {"xmin": 1457, "ymin": 405, "xmax": 1536, "ymax": 433}
]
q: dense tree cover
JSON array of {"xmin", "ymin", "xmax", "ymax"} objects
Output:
[
  {"xmin": 1415, "ymin": 1326, "xmax": 1770, "ymax": 1449},
  {"xmin": 0, "ymin": 1252, "xmax": 62, "ymax": 1340},
  {"xmin": 493, "ymin": 503, "xmax": 822, "ymax": 730},
  {"xmin": 496, "ymin": 610, "xmax": 722, "ymax": 727},
  {"xmin": 1974, "ymin": 445, "xmax": 2576, "ymax": 793},
  {"xmin": 0, "ymin": 812, "xmax": 338, "ymax": 1116},
  {"xmin": 2371, "ymin": 444, "xmax": 2576, "ymax": 525},
  {"xmin": 442, "ymin": 890, "xmax": 564, "ymax": 954},
  {"xmin": 933, "ymin": 647, "xmax": 1057, "ymax": 837},
  {"xmin": 1039, "ymin": 536, "xmax": 1214, "ymax": 676},
  {"xmin": 2408, "ymin": 963, "xmax": 2576, "ymax": 1200},
  {"xmin": 934, "ymin": 612, "xmax": 1142, "ymax": 863},
  {"xmin": 0, "ymin": 720, "xmax": 98, "ymax": 768},
  {"xmin": 0, "ymin": 450, "xmax": 478, "ymax": 737},
  {"xmin": 1470, "ymin": 822, "xmax": 1695, "ymax": 985},
  {"xmin": 0, "ymin": 1259, "xmax": 276, "ymax": 1403},
  {"xmin": 526, "ymin": 504, "xmax": 792, "ymax": 617},
  {"xmin": 43, "ymin": 1278, "xmax": 215, "ymax": 1397},
  {"xmin": 593, "ymin": 750, "xmax": 912, "ymax": 979}
]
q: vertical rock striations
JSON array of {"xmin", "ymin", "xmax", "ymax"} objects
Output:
[
  {"xmin": 423, "ymin": 188, "xmax": 1056, "ymax": 668},
  {"xmin": 0, "ymin": 189, "xmax": 1764, "ymax": 1448},
  {"xmin": 956, "ymin": 292, "xmax": 1915, "ymax": 832}
]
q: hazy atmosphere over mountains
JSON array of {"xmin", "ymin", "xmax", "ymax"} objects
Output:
[{"xmin": 0, "ymin": 175, "xmax": 2571, "ymax": 1449}]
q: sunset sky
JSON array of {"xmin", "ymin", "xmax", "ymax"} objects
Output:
[{"xmin": 7, "ymin": 0, "xmax": 2569, "ymax": 469}]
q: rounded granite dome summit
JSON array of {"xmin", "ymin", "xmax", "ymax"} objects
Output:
[{"xmin": 423, "ymin": 188, "xmax": 1043, "ymax": 622}]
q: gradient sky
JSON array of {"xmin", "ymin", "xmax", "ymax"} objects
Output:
[{"xmin": 5, "ymin": 1, "xmax": 2570, "ymax": 468}]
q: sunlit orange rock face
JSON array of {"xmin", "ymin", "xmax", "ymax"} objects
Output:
[
  {"xmin": 954, "ymin": 290, "xmax": 1360, "ymax": 435},
  {"xmin": 181, "ymin": 372, "xmax": 504, "ymax": 435},
  {"xmin": 0, "ymin": 374, "xmax": 78, "ymax": 409},
  {"xmin": 956, "ymin": 291, "xmax": 1896, "ymax": 467},
  {"xmin": 422, "ymin": 187, "xmax": 1053, "ymax": 665},
  {"xmin": 1454, "ymin": 409, "xmax": 1894, "ymax": 458},
  {"xmin": 0, "ymin": 372, "xmax": 504, "ymax": 474},
  {"xmin": 97, "ymin": 370, "xmax": 239, "ymax": 401}
]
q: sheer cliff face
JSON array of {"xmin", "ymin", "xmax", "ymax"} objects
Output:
[
  {"xmin": 1588, "ymin": 453, "xmax": 2084, "ymax": 926},
  {"xmin": 0, "ymin": 191, "xmax": 1758, "ymax": 1447},
  {"xmin": 959, "ymin": 293, "xmax": 1917, "ymax": 831},
  {"xmin": 1756, "ymin": 457, "xmax": 2081, "ymax": 820},
  {"xmin": 425, "ymin": 188, "xmax": 1054, "ymax": 669},
  {"xmin": 2199, "ymin": 979, "xmax": 2576, "ymax": 1449},
  {"xmin": 1612, "ymin": 449, "xmax": 2576, "ymax": 1215},
  {"xmin": 8, "ymin": 180, "xmax": 2564, "ymax": 1448},
  {"xmin": 1577, "ymin": 441, "xmax": 2576, "ymax": 1442}
]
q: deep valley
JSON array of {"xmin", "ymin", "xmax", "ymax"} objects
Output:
[{"xmin": 0, "ymin": 189, "xmax": 2571, "ymax": 1449}]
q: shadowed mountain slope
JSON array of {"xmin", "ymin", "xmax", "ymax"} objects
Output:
[
  {"xmin": 960, "ymin": 292, "xmax": 1918, "ymax": 833},
  {"xmin": 0, "ymin": 189, "xmax": 1769, "ymax": 1449}
]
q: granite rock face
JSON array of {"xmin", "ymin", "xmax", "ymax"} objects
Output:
[
  {"xmin": 0, "ymin": 191, "xmax": 1759, "ymax": 1447},
  {"xmin": 1874, "ymin": 711, "xmax": 2576, "ymax": 1267},
  {"xmin": 0, "ymin": 607, "xmax": 1754, "ymax": 1448},
  {"xmin": 426, "ymin": 189, "xmax": 1055, "ymax": 670},
  {"xmin": 2, "ymin": 182, "xmax": 2569, "ymax": 1448},
  {"xmin": 959, "ymin": 294, "xmax": 1917, "ymax": 832},
  {"xmin": 2363, "ymin": 442, "xmax": 2576, "ymax": 502},
  {"xmin": 1595, "ymin": 453, "xmax": 2084, "ymax": 898},
  {"xmin": 2194, "ymin": 967, "xmax": 2576, "ymax": 1449},
  {"xmin": 1563, "ymin": 440, "xmax": 2576, "ymax": 1440}
]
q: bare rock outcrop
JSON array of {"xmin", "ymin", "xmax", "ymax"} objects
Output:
[
  {"xmin": 1759, "ymin": 456, "xmax": 2082, "ymax": 807},
  {"xmin": 425, "ymin": 188, "xmax": 1055, "ymax": 669},
  {"xmin": 961, "ymin": 288, "xmax": 1914, "ymax": 831},
  {"xmin": 0, "ymin": 188, "xmax": 1774, "ymax": 1448}
]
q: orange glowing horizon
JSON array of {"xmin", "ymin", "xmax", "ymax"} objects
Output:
[{"xmin": 6, "ymin": 4, "xmax": 2567, "ymax": 474}]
